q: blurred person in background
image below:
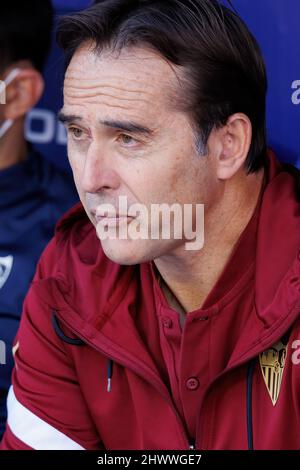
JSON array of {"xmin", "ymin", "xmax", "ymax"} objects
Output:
[{"xmin": 0, "ymin": 0, "xmax": 77, "ymax": 437}]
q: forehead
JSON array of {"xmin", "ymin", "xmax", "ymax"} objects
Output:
[{"xmin": 63, "ymin": 44, "xmax": 181, "ymax": 119}]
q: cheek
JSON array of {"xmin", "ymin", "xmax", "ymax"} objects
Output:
[
  {"xmin": 168, "ymin": 159, "xmax": 196, "ymax": 201},
  {"xmin": 172, "ymin": 159, "xmax": 211, "ymax": 205},
  {"xmin": 67, "ymin": 151, "xmax": 85, "ymax": 200},
  {"xmin": 68, "ymin": 145, "xmax": 84, "ymax": 179}
]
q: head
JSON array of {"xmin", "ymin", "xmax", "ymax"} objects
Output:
[
  {"xmin": 0, "ymin": 1, "xmax": 53, "ymax": 145},
  {"xmin": 57, "ymin": 0, "xmax": 267, "ymax": 265}
]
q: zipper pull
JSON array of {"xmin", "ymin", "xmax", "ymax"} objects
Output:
[{"xmin": 107, "ymin": 359, "xmax": 114, "ymax": 392}]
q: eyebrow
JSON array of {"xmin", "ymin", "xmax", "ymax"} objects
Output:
[
  {"xmin": 57, "ymin": 111, "xmax": 82, "ymax": 124},
  {"xmin": 100, "ymin": 119, "xmax": 153, "ymax": 136},
  {"xmin": 58, "ymin": 111, "xmax": 154, "ymax": 136}
]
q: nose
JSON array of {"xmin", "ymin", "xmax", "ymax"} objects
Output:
[{"xmin": 81, "ymin": 144, "xmax": 121, "ymax": 193}]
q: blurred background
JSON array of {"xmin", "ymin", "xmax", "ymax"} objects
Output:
[{"xmin": 27, "ymin": 0, "xmax": 300, "ymax": 170}]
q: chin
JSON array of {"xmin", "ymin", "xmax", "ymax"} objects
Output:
[{"xmin": 99, "ymin": 238, "xmax": 153, "ymax": 265}]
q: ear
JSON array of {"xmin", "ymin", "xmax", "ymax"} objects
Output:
[
  {"xmin": 208, "ymin": 113, "xmax": 252, "ymax": 180},
  {"xmin": 3, "ymin": 67, "xmax": 44, "ymax": 120}
]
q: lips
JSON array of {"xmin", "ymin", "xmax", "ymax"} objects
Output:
[
  {"xmin": 91, "ymin": 209, "xmax": 134, "ymax": 227},
  {"xmin": 97, "ymin": 215, "xmax": 133, "ymax": 225}
]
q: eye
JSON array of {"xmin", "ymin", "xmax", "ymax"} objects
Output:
[
  {"xmin": 117, "ymin": 134, "xmax": 138, "ymax": 146},
  {"xmin": 68, "ymin": 127, "xmax": 84, "ymax": 140}
]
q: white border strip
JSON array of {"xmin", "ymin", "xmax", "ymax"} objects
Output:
[{"xmin": 7, "ymin": 386, "xmax": 85, "ymax": 450}]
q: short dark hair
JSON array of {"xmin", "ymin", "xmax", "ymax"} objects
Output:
[
  {"xmin": 0, "ymin": 0, "xmax": 54, "ymax": 73},
  {"xmin": 57, "ymin": 0, "xmax": 267, "ymax": 173}
]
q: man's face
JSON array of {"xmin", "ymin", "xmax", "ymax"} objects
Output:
[{"xmin": 62, "ymin": 44, "xmax": 218, "ymax": 264}]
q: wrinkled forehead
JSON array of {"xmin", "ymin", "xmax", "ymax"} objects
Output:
[{"xmin": 63, "ymin": 44, "xmax": 182, "ymax": 116}]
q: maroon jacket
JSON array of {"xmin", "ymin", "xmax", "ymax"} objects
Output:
[{"xmin": 1, "ymin": 152, "xmax": 300, "ymax": 450}]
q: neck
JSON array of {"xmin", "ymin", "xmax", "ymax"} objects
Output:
[
  {"xmin": 154, "ymin": 168, "xmax": 264, "ymax": 313},
  {"xmin": 0, "ymin": 119, "xmax": 27, "ymax": 171}
]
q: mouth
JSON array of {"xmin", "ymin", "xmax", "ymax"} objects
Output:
[{"xmin": 91, "ymin": 209, "xmax": 135, "ymax": 227}]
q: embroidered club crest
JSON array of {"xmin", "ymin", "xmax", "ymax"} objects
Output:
[
  {"xmin": 0, "ymin": 255, "xmax": 13, "ymax": 289},
  {"xmin": 259, "ymin": 339, "xmax": 288, "ymax": 406}
]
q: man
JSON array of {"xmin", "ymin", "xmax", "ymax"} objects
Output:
[
  {"xmin": 0, "ymin": 1, "xmax": 78, "ymax": 437},
  {"xmin": 1, "ymin": 0, "xmax": 300, "ymax": 450}
]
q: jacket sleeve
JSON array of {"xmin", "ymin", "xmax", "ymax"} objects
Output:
[{"xmin": 0, "ymin": 239, "xmax": 103, "ymax": 450}]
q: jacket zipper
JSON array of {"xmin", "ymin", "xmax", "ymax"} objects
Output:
[{"xmin": 55, "ymin": 312, "xmax": 194, "ymax": 450}]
